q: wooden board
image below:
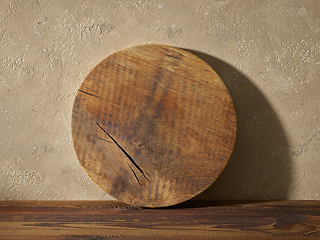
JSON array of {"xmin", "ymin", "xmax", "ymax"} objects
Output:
[
  {"xmin": 71, "ymin": 44, "xmax": 236, "ymax": 207},
  {"xmin": 1, "ymin": 200, "xmax": 320, "ymax": 239}
]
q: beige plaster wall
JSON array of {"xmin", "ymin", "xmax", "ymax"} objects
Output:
[{"xmin": 0, "ymin": 0, "xmax": 319, "ymax": 201}]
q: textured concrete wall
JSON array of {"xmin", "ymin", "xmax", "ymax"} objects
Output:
[{"xmin": 0, "ymin": 0, "xmax": 319, "ymax": 200}]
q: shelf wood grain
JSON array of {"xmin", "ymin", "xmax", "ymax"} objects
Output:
[{"xmin": 1, "ymin": 200, "xmax": 319, "ymax": 239}]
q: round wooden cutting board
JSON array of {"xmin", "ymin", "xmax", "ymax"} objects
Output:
[{"xmin": 71, "ymin": 44, "xmax": 236, "ymax": 207}]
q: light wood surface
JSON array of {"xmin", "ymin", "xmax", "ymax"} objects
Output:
[
  {"xmin": 71, "ymin": 44, "xmax": 236, "ymax": 207},
  {"xmin": 1, "ymin": 201, "xmax": 319, "ymax": 239}
]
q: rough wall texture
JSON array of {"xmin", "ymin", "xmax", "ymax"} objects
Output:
[{"xmin": 0, "ymin": 0, "xmax": 319, "ymax": 200}]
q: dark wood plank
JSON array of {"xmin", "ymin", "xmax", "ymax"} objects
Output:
[
  {"xmin": 0, "ymin": 201, "xmax": 319, "ymax": 239},
  {"xmin": 71, "ymin": 44, "xmax": 237, "ymax": 207}
]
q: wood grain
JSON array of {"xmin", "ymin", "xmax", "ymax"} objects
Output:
[
  {"xmin": 1, "ymin": 201, "xmax": 319, "ymax": 239},
  {"xmin": 71, "ymin": 44, "xmax": 236, "ymax": 207}
]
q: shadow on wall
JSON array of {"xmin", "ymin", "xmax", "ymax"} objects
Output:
[{"xmin": 186, "ymin": 50, "xmax": 292, "ymax": 200}]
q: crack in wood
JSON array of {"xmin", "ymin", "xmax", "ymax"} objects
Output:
[
  {"xmin": 98, "ymin": 137, "xmax": 113, "ymax": 143},
  {"xmin": 127, "ymin": 164, "xmax": 142, "ymax": 186},
  {"xmin": 96, "ymin": 122, "xmax": 150, "ymax": 184},
  {"xmin": 78, "ymin": 89, "xmax": 100, "ymax": 98}
]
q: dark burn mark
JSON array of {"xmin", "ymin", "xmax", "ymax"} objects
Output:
[
  {"xmin": 95, "ymin": 122, "xmax": 149, "ymax": 184},
  {"xmin": 166, "ymin": 52, "xmax": 182, "ymax": 60},
  {"xmin": 78, "ymin": 89, "xmax": 100, "ymax": 98},
  {"xmin": 109, "ymin": 175, "xmax": 128, "ymax": 200}
]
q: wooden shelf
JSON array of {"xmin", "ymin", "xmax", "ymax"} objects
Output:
[{"xmin": 1, "ymin": 200, "xmax": 319, "ymax": 239}]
